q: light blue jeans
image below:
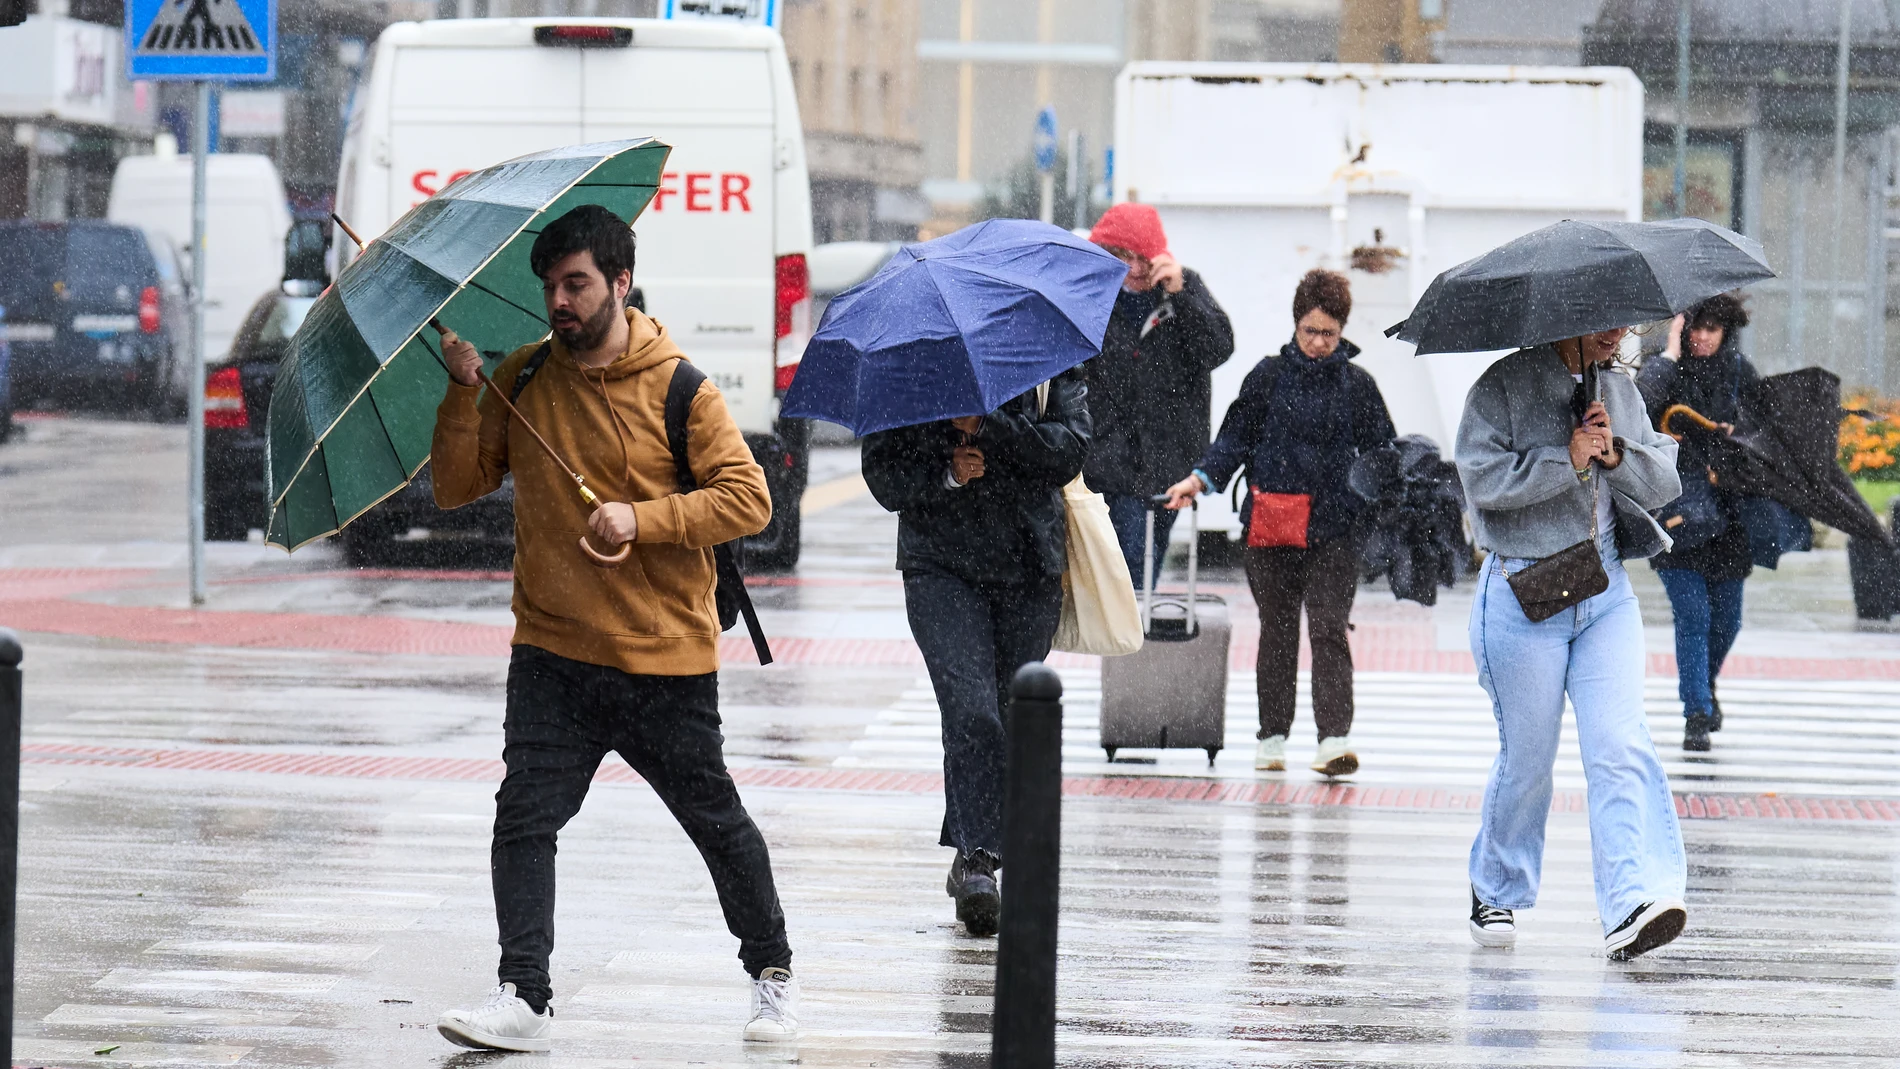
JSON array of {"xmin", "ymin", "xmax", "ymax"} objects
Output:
[{"xmin": 1468, "ymin": 555, "xmax": 1686, "ymax": 934}]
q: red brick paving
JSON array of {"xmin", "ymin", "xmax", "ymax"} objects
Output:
[
  {"xmin": 18, "ymin": 741, "xmax": 1894, "ymax": 821},
  {"xmin": 9, "ymin": 568, "xmax": 1900, "ymax": 678}
]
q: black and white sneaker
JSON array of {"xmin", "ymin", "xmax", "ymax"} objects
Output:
[
  {"xmin": 1468, "ymin": 889, "xmax": 1516, "ymax": 948},
  {"xmin": 1605, "ymin": 898, "xmax": 1686, "ymax": 961}
]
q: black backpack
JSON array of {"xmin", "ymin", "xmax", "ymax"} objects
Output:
[{"xmin": 509, "ymin": 344, "xmax": 773, "ymax": 664}]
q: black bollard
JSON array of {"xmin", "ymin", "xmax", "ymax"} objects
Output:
[
  {"xmin": 0, "ymin": 628, "xmax": 19, "ymax": 1055},
  {"xmin": 991, "ymin": 662, "xmax": 1063, "ymax": 1069}
]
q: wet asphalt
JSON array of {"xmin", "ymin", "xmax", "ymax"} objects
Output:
[{"xmin": 3, "ymin": 417, "xmax": 1899, "ymax": 1067}]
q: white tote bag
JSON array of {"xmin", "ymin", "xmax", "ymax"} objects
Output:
[{"xmin": 1051, "ymin": 474, "xmax": 1144, "ymax": 655}]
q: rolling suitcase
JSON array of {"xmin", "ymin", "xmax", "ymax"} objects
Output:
[{"xmin": 1099, "ymin": 498, "xmax": 1231, "ymax": 764}]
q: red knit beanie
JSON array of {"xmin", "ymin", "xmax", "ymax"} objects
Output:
[{"xmin": 1088, "ymin": 203, "xmax": 1169, "ymax": 261}]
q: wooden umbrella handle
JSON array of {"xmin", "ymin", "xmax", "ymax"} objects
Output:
[
  {"xmin": 1661, "ymin": 403, "xmax": 1720, "ymax": 438},
  {"xmin": 579, "ymin": 535, "xmax": 632, "ymax": 567}
]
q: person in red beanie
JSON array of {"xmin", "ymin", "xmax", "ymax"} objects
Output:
[{"xmin": 1084, "ymin": 203, "xmax": 1235, "ymax": 587}]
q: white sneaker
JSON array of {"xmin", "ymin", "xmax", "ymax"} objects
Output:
[
  {"xmin": 437, "ymin": 982, "xmax": 552, "ymax": 1052},
  {"xmin": 1254, "ymin": 735, "xmax": 1287, "ymax": 771},
  {"xmin": 743, "ymin": 967, "xmax": 799, "ymax": 1042},
  {"xmin": 1311, "ymin": 735, "xmax": 1359, "ymax": 777}
]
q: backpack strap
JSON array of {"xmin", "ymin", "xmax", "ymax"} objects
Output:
[
  {"xmin": 664, "ymin": 360, "xmax": 773, "ymax": 666},
  {"xmin": 508, "ymin": 342, "xmax": 555, "ymax": 404},
  {"xmin": 665, "ymin": 359, "xmax": 706, "ymax": 492}
]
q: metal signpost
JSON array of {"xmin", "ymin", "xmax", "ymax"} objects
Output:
[
  {"xmin": 1034, "ymin": 107, "xmax": 1058, "ymax": 225},
  {"xmin": 125, "ymin": 0, "xmax": 278, "ymax": 606}
]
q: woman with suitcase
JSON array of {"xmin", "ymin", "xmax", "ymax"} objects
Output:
[
  {"xmin": 1164, "ymin": 270, "xmax": 1395, "ymax": 776},
  {"xmin": 1454, "ymin": 325, "xmax": 1688, "ymax": 961},
  {"xmin": 861, "ymin": 373, "xmax": 1091, "ymax": 936}
]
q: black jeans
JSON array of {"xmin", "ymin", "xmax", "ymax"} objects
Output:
[
  {"xmin": 1245, "ymin": 537, "xmax": 1358, "ymax": 741},
  {"xmin": 903, "ymin": 567, "xmax": 1064, "ymax": 859},
  {"xmin": 493, "ymin": 645, "xmax": 791, "ymax": 1008}
]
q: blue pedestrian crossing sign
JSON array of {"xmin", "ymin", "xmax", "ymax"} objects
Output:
[{"xmin": 126, "ymin": 0, "xmax": 277, "ymax": 81}]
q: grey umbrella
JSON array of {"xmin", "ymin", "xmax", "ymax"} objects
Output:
[{"xmin": 1386, "ymin": 218, "xmax": 1775, "ymax": 356}]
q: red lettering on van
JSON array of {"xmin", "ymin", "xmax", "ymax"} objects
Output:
[
  {"xmin": 644, "ymin": 172, "xmax": 752, "ymax": 212},
  {"xmin": 653, "ymin": 172, "xmax": 679, "ymax": 210},
  {"xmin": 685, "ymin": 173, "xmax": 713, "ymax": 212},
  {"xmin": 720, "ymin": 173, "xmax": 752, "ymax": 212},
  {"xmin": 412, "ymin": 170, "xmax": 439, "ymax": 196},
  {"xmin": 444, "ymin": 170, "xmax": 472, "ymax": 189}
]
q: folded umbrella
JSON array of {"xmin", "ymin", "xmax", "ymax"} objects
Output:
[
  {"xmin": 1388, "ymin": 218, "xmax": 1774, "ymax": 355},
  {"xmin": 265, "ymin": 138, "xmax": 669, "ymax": 552},
  {"xmin": 1662, "ymin": 366, "xmax": 1890, "ymax": 546},
  {"xmin": 780, "ymin": 219, "xmax": 1127, "ymax": 435},
  {"xmin": 1347, "ymin": 434, "xmax": 1471, "ymax": 606}
]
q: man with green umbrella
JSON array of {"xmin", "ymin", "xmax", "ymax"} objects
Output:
[{"xmin": 428, "ymin": 205, "xmax": 797, "ymax": 1051}]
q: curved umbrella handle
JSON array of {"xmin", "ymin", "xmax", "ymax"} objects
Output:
[
  {"xmin": 1661, "ymin": 403, "xmax": 1720, "ymax": 438},
  {"xmin": 579, "ymin": 534, "xmax": 632, "ymax": 568}
]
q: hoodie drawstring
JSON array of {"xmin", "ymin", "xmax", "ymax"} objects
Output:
[{"xmin": 583, "ymin": 364, "xmax": 641, "ymax": 493}]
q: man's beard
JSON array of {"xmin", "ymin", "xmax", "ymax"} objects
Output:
[{"xmin": 551, "ymin": 293, "xmax": 621, "ymax": 352}]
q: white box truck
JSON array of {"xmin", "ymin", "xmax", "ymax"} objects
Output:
[
  {"xmin": 335, "ymin": 17, "xmax": 815, "ymax": 565},
  {"xmin": 108, "ymin": 152, "xmax": 293, "ymax": 365},
  {"xmin": 1112, "ymin": 62, "xmax": 1644, "ymax": 534}
]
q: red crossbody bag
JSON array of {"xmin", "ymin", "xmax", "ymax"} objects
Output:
[{"xmin": 1246, "ymin": 490, "xmax": 1311, "ymax": 548}]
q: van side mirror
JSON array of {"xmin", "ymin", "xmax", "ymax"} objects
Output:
[{"xmin": 283, "ymin": 220, "xmax": 331, "ymax": 285}]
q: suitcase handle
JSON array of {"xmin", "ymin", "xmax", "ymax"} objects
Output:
[{"xmin": 1142, "ymin": 496, "xmax": 1198, "ymax": 637}]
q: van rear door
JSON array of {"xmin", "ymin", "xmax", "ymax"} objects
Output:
[
  {"xmin": 580, "ymin": 45, "xmax": 778, "ymax": 435},
  {"xmin": 384, "ymin": 45, "xmax": 584, "ymax": 226}
]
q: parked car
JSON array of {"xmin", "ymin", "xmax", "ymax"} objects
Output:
[
  {"xmin": 205, "ymin": 287, "xmax": 515, "ymax": 564},
  {"xmin": 109, "ymin": 153, "xmax": 293, "ymax": 366},
  {"xmin": 0, "ymin": 301, "xmax": 13, "ymax": 442},
  {"xmin": 809, "ymin": 240, "xmax": 901, "ymax": 322},
  {"xmin": 0, "ymin": 220, "xmax": 190, "ymax": 417}
]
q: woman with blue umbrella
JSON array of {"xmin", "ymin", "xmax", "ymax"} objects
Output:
[{"xmin": 784, "ymin": 219, "xmax": 1122, "ymax": 935}]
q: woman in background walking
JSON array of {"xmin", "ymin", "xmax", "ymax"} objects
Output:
[
  {"xmin": 1456, "ymin": 325, "xmax": 1687, "ymax": 961},
  {"xmin": 1165, "ymin": 270, "xmax": 1394, "ymax": 776},
  {"xmin": 861, "ymin": 374, "xmax": 1090, "ymax": 936},
  {"xmin": 1636, "ymin": 295, "xmax": 1759, "ymax": 752}
]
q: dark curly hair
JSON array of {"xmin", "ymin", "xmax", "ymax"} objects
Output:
[
  {"xmin": 529, "ymin": 204, "xmax": 636, "ymax": 284},
  {"xmin": 1687, "ymin": 292, "xmax": 1749, "ymax": 335},
  {"xmin": 1293, "ymin": 269, "xmax": 1352, "ymax": 325}
]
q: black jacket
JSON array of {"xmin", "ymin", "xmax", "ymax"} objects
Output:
[
  {"xmin": 861, "ymin": 374, "xmax": 1091, "ymax": 584},
  {"xmin": 1637, "ymin": 346, "xmax": 1762, "ymax": 580},
  {"xmin": 1199, "ymin": 341, "xmax": 1396, "ymax": 546},
  {"xmin": 1082, "ymin": 269, "xmax": 1234, "ymax": 496}
]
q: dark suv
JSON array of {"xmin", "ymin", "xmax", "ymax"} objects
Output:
[
  {"xmin": 0, "ymin": 220, "xmax": 189, "ymax": 417},
  {"xmin": 204, "ymin": 287, "xmax": 514, "ymax": 564}
]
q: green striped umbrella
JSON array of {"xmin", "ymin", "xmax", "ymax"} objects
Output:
[{"xmin": 265, "ymin": 138, "xmax": 670, "ymax": 551}]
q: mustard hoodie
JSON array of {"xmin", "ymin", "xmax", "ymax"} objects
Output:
[{"xmin": 431, "ymin": 309, "xmax": 771, "ymax": 676}]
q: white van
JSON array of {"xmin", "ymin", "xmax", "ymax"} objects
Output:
[
  {"xmin": 108, "ymin": 153, "xmax": 293, "ymax": 364},
  {"xmin": 335, "ymin": 17, "xmax": 815, "ymax": 566}
]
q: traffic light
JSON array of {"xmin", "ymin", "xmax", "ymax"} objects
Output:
[{"xmin": 0, "ymin": 0, "xmax": 29, "ymax": 28}]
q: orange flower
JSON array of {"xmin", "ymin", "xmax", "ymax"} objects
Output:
[{"xmin": 1842, "ymin": 394, "xmax": 1900, "ymax": 478}]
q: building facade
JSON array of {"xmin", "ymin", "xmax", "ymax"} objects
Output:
[
  {"xmin": 780, "ymin": 0, "xmax": 926, "ymax": 242},
  {"xmin": 913, "ymin": 0, "xmax": 1341, "ymax": 232},
  {"xmin": 1586, "ymin": 0, "xmax": 1900, "ymax": 395}
]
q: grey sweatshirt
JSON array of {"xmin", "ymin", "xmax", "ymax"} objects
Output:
[{"xmin": 1455, "ymin": 346, "xmax": 1681, "ymax": 561}]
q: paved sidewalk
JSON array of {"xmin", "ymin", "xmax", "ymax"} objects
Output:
[{"xmin": 12, "ymin": 760, "xmax": 1900, "ymax": 1067}]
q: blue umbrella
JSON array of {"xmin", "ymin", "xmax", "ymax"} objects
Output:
[{"xmin": 782, "ymin": 219, "xmax": 1126, "ymax": 435}]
